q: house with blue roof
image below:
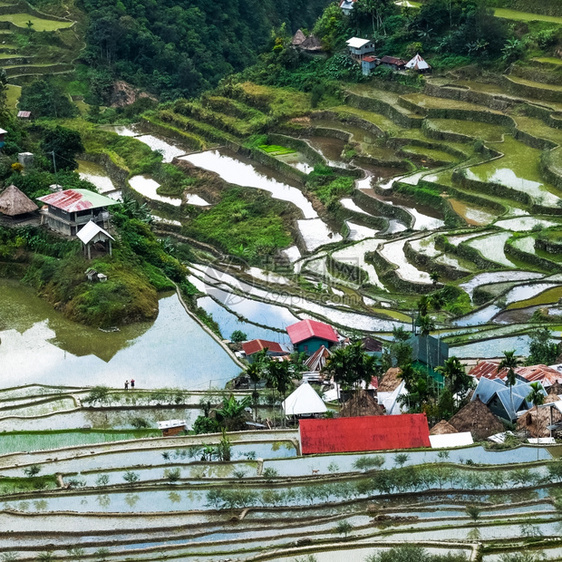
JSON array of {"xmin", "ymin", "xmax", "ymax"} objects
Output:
[{"xmin": 472, "ymin": 377, "xmax": 547, "ymax": 422}]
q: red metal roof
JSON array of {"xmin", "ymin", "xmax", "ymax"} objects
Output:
[
  {"xmin": 242, "ymin": 339, "xmax": 285, "ymax": 356},
  {"xmin": 38, "ymin": 190, "xmax": 94, "ymax": 212},
  {"xmin": 469, "ymin": 361, "xmax": 562, "ymax": 386},
  {"xmin": 299, "ymin": 414, "xmax": 430, "ymax": 455},
  {"xmin": 363, "ymin": 56, "xmax": 377, "ymax": 63},
  {"xmin": 469, "ymin": 361, "xmax": 507, "ymax": 380},
  {"xmin": 380, "ymin": 56, "xmax": 406, "ymax": 66},
  {"xmin": 287, "ymin": 319, "xmax": 338, "ymax": 345},
  {"xmin": 517, "ymin": 364, "xmax": 562, "ymax": 386}
]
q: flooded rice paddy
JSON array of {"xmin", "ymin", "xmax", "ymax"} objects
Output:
[{"xmin": 0, "ymin": 280, "xmax": 239, "ymax": 389}]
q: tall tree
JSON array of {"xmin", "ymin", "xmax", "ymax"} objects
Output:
[
  {"xmin": 436, "ymin": 356, "xmax": 473, "ymax": 406},
  {"xmin": 526, "ymin": 327, "xmax": 559, "ymax": 366},
  {"xmin": 498, "ymin": 350, "xmax": 522, "ymax": 415},
  {"xmin": 266, "ymin": 360, "xmax": 292, "ymax": 425},
  {"xmin": 526, "ymin": 382, "xmax": 545, "ymax": 409},
  {"xmin": 322, "ymin": 341, "xmax": 380, "ymax": 399}
]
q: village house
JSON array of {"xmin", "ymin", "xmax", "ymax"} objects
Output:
[
  {"xmin": 380, "ymin": 55, "xmax": 407, "ymax": 70},
  {"xmin": 291, "ymin": 29, "xmax": 323, "ymax": 53},
  {"xmin": 37, "ymin": 188, "xmax": 118, "ymax": 237},
  {"xmin": 346, "ymin": 37, "xmax": 375, "ymax": 61},
  {"xmin": 472, "ymin": 377, "xmax": 547, "ymax": 422},
  {"xmin": 0, "ymin": 184, "xmax": 39, "ymax": 225},
  {"xmin": 361, "ymin": 55, "xmax": 378, "ymax": 76},
  {"xmin": 408, "ymin": 334, "xmax": 449, "ymax": 386},
  {"xmin": 282, "ymin": 381, "xmax": 327, "ymax": 419},
  {"xmin": 157, "ymin": 419, "xmax": 187, "ymax": 437},
  {"xmin": 339, "ymin": 0, "xmax": 356, "ymax": 15},
  {"xmin": 242, "ymin": 339, "xmax": 290, "ymax": 363},
  {"xmin": 405, "ymin": 53, "xmax": 431, "ymax": 72},
  {"xmin": 287, "ymin": 319, "xmax": 339, "ymax": 356},
  {"xmin": 298, "ymin": 413, "xmax": 430, "ymax": 454},
  {"xmin": 0, "ymin": 128, "xmax": 6, "ymax": 149}
]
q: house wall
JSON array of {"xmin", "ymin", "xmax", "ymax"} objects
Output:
[{"xmin": 297, "ymin": 337, "xmax": 333, "ymax": 356}]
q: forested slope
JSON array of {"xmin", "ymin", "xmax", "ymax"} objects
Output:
[{"xmin": 79, "ymin": 0, "xmax": 331, "ymax": 101}]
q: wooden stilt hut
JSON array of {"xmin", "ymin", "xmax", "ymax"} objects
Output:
[
  {"xmin": 0, "ymin": 184, "xmax": 38, "ymax": 223},
  {"xmin": 448, "ymin": 398, "xmax": 504, "ymax": 441}
]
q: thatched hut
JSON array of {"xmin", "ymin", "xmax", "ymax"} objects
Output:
[
  {"xmin": 430, "ymin": 420, "xmax": 457, "ymax": 436},
  {"xmin": 516, "ymin": 393, "xmax": 562, "ymax": 438},
  {"xmin": 0, "ymin": 184, "xmax": 38, "ymax": 219},
  {"xmin": 378, "ymin": 367, "xmax": 402, "ymax": 392},
  {"xmin": 340, "ymin": 389, "xmax": 385, "ymax": 418},
  {"xmin": 449, "ymin": 398, "xmax": 504, "ymax": 441}
]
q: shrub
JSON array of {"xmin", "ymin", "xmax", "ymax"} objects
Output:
[
  {"xmin": 123, "ymin": 471, "xmax": 140, "ymax": 484},
  {"xmin": 262, "ymin": 467, "xmax": 279, "ymax": 479},
  {"xmin": 164, "ymin": 468, "xmax": 181, "ymax": 483},
  {"xmin": 24, "ymin": 465, "xmax": 41, "ymax": 477}
]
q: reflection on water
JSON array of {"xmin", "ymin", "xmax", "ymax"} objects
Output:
[
  {"xmin": 0, "ymin": 280, "xmax": 239, "ymax": 389},
  {"xmin": 77, "ymin": 160, "xmax": 116, "ymax": 194},
  {"xmin": 181, "ymin": 149, "xmax": 318, "ymax": 219}
]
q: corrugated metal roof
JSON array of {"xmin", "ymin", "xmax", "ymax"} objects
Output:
[
  {"xmin": 381, "ymin": 56, "xmax": 407, "ymax": 66},
  {"xmin": 287, "ymin": 319, "xmax": 338, "ymax": 345},
  {"xmin": 299, "ymin": 413, "xmax": 430, "ymax": 454},
  {"xmin": 470, "ymin": 361, "xmax": 562, "ymax": 386},
  {"xmin": 304, "ymin": 345, "xmax": 331, "ymax": 372},
  {"xmin": 517, "ymin": 365, "xmax": 562, "ymax": 386},
  {"xmin": 38, "ymin": 189, "xmax": 118, "ymax": 212},
  {"xmin": 346, "ymin": 37, "xmax": 372, "ymax": 49},
  {"xmin": 17, "ymin": 111, "xmax": 31, "ymax": 118},
  {"xmin": 77, "ymin": 221, "xmax": 114, "ymax": 245},
  {"xmin": 242, "ymin": 339, "xmax": 285, "ymax": 356}
]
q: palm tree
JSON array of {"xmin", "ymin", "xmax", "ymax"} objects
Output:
[
  {"xmin": 266, "ymin": 360, "xmax": 292, "ymax": 426},
  {"xmin": 322, "ymin": 341, "xmax": 379, "ymax": 405},
  {"xmin": 436, "ymin": 356, "xmax": 473, "ymax": 407},
  {"xmin": 498, "ymin": 350, "xmax": 522, "ymax": 416},
  {"xmin": 246, "ymin": 349, "xmax": 269, "ymax": 421},
  {"xmin": 526, "ymin": 382, "xmax": 545, "ymax": 409}
]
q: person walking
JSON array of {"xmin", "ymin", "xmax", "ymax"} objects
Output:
[
  {"xmin": 125, "ymin": 380, "xmax": 129, "ymax": 390},
  {"xmin": 130, "ymin": 379, "xmax": 135, "ymax": 389}
]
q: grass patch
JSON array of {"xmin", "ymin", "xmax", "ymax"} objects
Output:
[
  {"xmin": 0, "ymin": 13, "xmax": 73, "ymax": 31},
  {"xmin": 0, "ymin": 429, "xmax": 159, "ymax": 454},
  {"xmin": 184, "ymin": 186, "xmax": 293, "ymax": 264},
  {"xmin": 507, "ymin": 285, "xmax": 562, "ymax": 309},
  {"xmin": 493, "ymin": 8, "xmax": 562, "ymax": 24},
  {"xmin": 258, "ymin": 144, "xmax": 295, "ymax": 156}
]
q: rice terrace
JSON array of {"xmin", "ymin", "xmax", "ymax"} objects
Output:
[{"xmin": 4, "ymin": 0, "xmax": 562, "ymax": 560}]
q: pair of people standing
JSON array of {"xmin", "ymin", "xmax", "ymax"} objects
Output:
[{"xmin": 124, "ymin": 379, "xmax": 136, "ymax": 390}]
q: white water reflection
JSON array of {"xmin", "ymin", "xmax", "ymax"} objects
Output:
[
  {"xmin": 297, "ymin": 218, "xmax": 342, "ymax": 251},
  {"xmin": 460, "ymin": 271, "xmax": 544, "ymax": 298},
  {"xmin": 346, "ymin": 221, "xmax": 380, "ymax": 241},
  {"xmin": 77, "ymin": 160, "xmax": 115, "ymax": 194},
  {"xmin": 379, "ymin": 238, "xmax": 432, "ymax": 284},
  {"xmin": 128, "ymin": 176, "xmax": 182, "ymax": 206},
  {"xmin": 0, "ymin": 290, "xmax": 239, "ymax": 389},
  {"xmin": 135, "ymin": 135, "xmax": 187, "ymax": 163},
  {"xmin": 181, "ymin": 150, "xmax": 318, "ymax": 219}
]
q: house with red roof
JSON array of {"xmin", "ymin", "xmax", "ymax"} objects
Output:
[
  {"xmin": 469, "ymin": 361, "xmax": 562, "ymax": 388},
  {"xmin": 38, "ymin": 189, "xmax": 118, "ymax": 237},
  {"xmin": 299, "ymin": 413, "xmax": 430, "ymax": 455},
  {"xmin": 242, "ymin": 339, "xmax": 289, "ymax": 363},
  {"xmin": 287, "ymin": 319, "xmax": 339, "ymax": 356}
]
